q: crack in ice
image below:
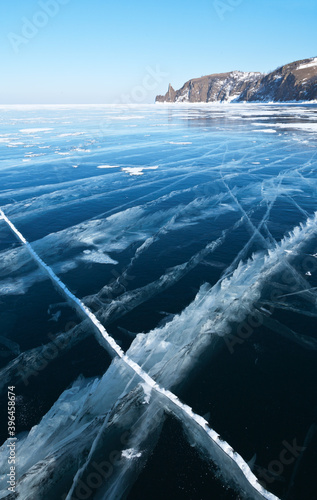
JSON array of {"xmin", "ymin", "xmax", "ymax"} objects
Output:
[{"xmin": 0, "ymin": 208, "xmax": 279, "ymax": 500}]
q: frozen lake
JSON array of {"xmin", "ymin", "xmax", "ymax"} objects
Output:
[{"xmin": 0, "ymin": 103, "xmax": 316, "ymax": 500}]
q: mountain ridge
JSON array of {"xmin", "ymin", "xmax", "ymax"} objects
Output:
[{"xmin": 155, "ymin": 57, "xmax": 317, "ymax": 103}]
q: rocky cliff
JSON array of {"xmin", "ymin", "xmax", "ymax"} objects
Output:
[{"xmin": 155, "ymin": 57, "xmax": 317, "ymax": 103}]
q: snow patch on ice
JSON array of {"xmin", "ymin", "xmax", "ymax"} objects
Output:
[
  {"xmin": 140, "ymin": 383, "xmax": 152, "ymax": 404},
  {"xmin": 121, "ymin": 448, "xmax": 142, "ymax": 459},
  {"xmin": 58, "ymin": 132, "xmax": 85, "ymax": 137},
  {"xmin": 80, "ymin": 250, "xmax": 118, "ymax": 265},
  {"xmin": 121, "ymin": 166, "xmax": 158, "ymax": 176},
  {"xmin": 168, "ymin": 141, "xmax": 192, "ymax": 145},
  {"xmin": 20, "ymin": 128, "xmax": 53, "ymax": 133},
  {"xmin": 253, "ymin": 129, "xmax": 277, "ymax": 133}
]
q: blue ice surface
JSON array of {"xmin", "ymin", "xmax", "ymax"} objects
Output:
[{"xmin": 0, "ymin": 103, "xmax": 316, "ymax": 500}]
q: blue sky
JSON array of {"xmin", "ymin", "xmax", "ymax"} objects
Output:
[{"xmin": 0, "ymin": 0, "xmax": 316, "ymax": 104}]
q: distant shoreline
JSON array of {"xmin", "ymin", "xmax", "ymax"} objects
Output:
[{"xmin": 0, "ymin": 101, "xmax": 317, "ymax": 109}]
